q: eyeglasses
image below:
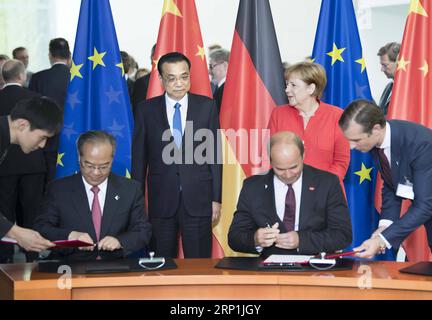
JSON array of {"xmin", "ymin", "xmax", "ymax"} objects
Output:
[
  {"xmin": 208, "ymin": 63, "xmax": 221, "ymax": 70},
  {"xmin": 163, "ymin": 74, "xmax": 190, "ymax": 85},
  {"xmin": 80, "ymin": 161, "xmax": 112, "ymax": 172}
]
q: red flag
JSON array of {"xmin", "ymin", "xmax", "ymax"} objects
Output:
[
  {"xmin": 148, "ymin": 0, "xmax": 222, "ymax": 258},
  {"xmin": 147, "ymin": 0, "xmax": 212, "ymax": 99},
  {"xmin": 215, "ymin": 0, "xmax": 287, "ymax": 257},
  {"xmin": 387, "ymin": 0, "xmax": 432, "ymax": 262}
]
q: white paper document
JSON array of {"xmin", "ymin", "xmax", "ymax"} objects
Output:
[{"xmin": 263, "ymin": 254, "xmax": 314, "ymax": 264}]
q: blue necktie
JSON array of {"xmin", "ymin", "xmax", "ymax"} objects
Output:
[{"xmin": 173, "ymin": 102, "xmax": 182, "ymax": 147}]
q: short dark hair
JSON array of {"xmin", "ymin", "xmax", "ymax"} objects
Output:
[
  {"xmin": 12, "ymin": 47, "xmax": 26, "ymax": 58},
  {"xmin": 120, "ymin": 51, "xmax": 132, "ymax": 74},
  {"xmin": 377, "ymin": 42, "xmax": 401, "ymax": 62},
  {"xmin": 0, "ymin": 54, "xmax": 10, "ymax": 61},
  {"xmin": 49, "ymin": 38, "xmax": 71, "ymax": 59},
  {"xmin": 77, "ymin": 130, "xmax": 116, "ymax": 157},
  {"xmin": 339, "ymin": 99, "xmax": 386, "ymax": 134},
  {"xmin": 157, "ymin": 52, "xmax": 191, "ymax": 76},
  {"xmin": 10, "ymin": 96, "xmax": 63, "ymax": 134},
  {"xmin": 1, "ymin": 59, "xmax": 25, "ymax": 82}
]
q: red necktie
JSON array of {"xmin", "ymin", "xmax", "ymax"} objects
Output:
[
  {"xmin": 376, "ymin": 148, "xmax": 393, "ymax": 187},
  {"xmin": 91, "ymin": 186, "xmax": 102, "ymax": 241},
  {"xmin": 283, "ymin": 184, "xmax": 295, "ymax": 232}
]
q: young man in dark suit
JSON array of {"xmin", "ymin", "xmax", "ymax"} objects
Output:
[
  {"xmin": 0, "ymin": 59, "xmax": 47, "ymax": 262},
  {"xmin": 35, "ymin": 131, "xmax": 152, "ymax": 261},
  {"xmin": 132, "ymin": 52, "xmax": 222, "ymax": 258},
  {"xmin": 340, "ymin": 99, "xmax": 432, "ymax": 259},
  {"xmin": 0, "ymin": 96, "xmax": 63, "ymax": 259},
  {"xmin": 228, "ymin": 131, "xmax": 352, "ymax": 256}
]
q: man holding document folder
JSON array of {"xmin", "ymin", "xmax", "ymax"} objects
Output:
[
  {"xmin": 228, "ymin": 131, "xmax": 352, "ymax": 256},
  {"xmin": 35, "ymin": 131, "xmax": 151, "ymax": 261}
]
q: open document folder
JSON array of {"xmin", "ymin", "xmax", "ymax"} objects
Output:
[{"xmin": 1, "ymin": 237, "xmax": 95, "ymax": 249}]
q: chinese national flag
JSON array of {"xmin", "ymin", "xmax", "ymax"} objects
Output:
[
  {"xmin": 147, "ymin": 0, "xmax": 212, "ymax": 99},
  {"xmin": 387, "ymin": 0, "xmax": 432, "ymax": 262},
  {"xmin": 148, "ymin": 0, "xmax": 223, "ymax": 258}
]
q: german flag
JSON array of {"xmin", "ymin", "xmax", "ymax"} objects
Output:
[{"xmin": 216, "ymin": 0, "xmax": 287, "ymax": 256}]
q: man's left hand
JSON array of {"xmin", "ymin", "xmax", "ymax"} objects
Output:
[
  {"xmin": 212, "ymin": 202, "xmax": 221, "ymax": 224},
  {"xmin": 275, "ymin": 231, "xmax": 299, "ymax": 250},
  {"xmin": 98, "ymin": 236, "xmax": 122, "ymax": 251}
]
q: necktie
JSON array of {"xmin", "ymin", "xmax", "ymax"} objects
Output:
[
  {"xmin": 376, "ymin": 148, "xmax": 393, "ymax": 187},
  {"xmin": 91, "ymin": 186, "xmax": 102, "ymax": 241},
  {"xmin": 283, "ymin": 184, "xmax": 295, "ymax": 232},
  {"xmin": 173, "ymin": 102, "xmax": 182, "ymax": 147}
]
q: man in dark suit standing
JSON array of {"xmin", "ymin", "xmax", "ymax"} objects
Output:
[
  {"xmin": 131, "ymin": 44, "xmax": 156, "ymax": 117},
  {"xmin": 377, "ymin": 42, "xmax": 400, "ymax": 116},
  {"xmin": 29, "ymin": 38, "xmax": 70, "ymax": 108},
  {"xmin": 208, "ymin": 49, "xmax": 229, "ymax": 113},
  {"xmin": 0, "ymin": 96, "xmax": 63, "ymax": 260},
  {"xmin": 339, "ymin": 99, "xmax": 432, "ymax": 259},
  {"xmin": 29, "ymin": 38, "xmax": 71, "ymax": 182},
  {"xmin": 35, "ymin": 131, "xmax": 152, "ymax": 261},
  {"xmin": 0, "ymin": 60, "xmax": 47, "ymax": 262},
  {"xmin": 132, "ymin": 52, "xmax": 222, "ymax": 258},
  {"xmin": 228, "ymin": 131, "xmax": 352, "ymax": 256}
]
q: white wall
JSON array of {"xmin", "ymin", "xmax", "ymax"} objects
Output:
[{"xmin": 1, "ymin": 0, "xmax": 409, "ymax": 101}]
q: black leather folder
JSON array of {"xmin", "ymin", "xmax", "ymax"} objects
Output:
[
  {"xmin": 38, "ymin": 258, "xmax": 177, "ymax": 274},
  {"xmin": 399, "ymin": 262, "xmax": 432, "ymax": 276},
  {"xmin": 215, "ymin": 257, "xmax": 354, "ymax": 272}
]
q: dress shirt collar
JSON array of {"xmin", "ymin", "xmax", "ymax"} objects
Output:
[
  {"xmin": 165, "ymin": 92, "xmax": 189, "ymax": 108},
  {"xmin": 379, "ymin": 121, "xmax": 391, "ymax": 150},
  {"xmin": 217, "ymin": 78, "xmax": 226, "ymax": 88},
  {"xmin": 2, "ymin": 83, "xmax": 22, "ymax": 89},
  {"xmin": 82, "ymin": 175, "xmax": 108, "ymax": 192},
  {"xmin": 273, "ymin": 171, "xmax": 303, "ymax": 189}
]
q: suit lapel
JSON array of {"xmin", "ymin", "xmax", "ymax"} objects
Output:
[
  {"xmin": 100, "ymin": 175, "xmax": 120, "ymax": 238},
  {"xmin": 298, "ymin": 166, "xmax": 316, "ymax": 230},
  {"xmin": 71, "ymin": 174, "xmax": 97, "ymax": 240},
  {"xmin": 389, "ymin": 121, "xmax": 401, "ymax": 186},
  {"xmin": 156, "ymin": 95, "xmax": 170, "ymax": 132}
]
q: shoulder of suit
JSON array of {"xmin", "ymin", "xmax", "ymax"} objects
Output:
[
  {"xmin": 243, "ymin": 171, "xmax": 271, "ymax": 187},
  {"xmin": 46, "ymin": 173, "xmax": 80, "ymax": 190},
  {"xmin": 109, "ymin": 173, "xmax": 140, "ymax": 188}
]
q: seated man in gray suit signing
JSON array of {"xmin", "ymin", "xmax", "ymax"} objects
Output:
[
  {"xmin": 35, "ymin": 130, "xmax": 151, "ymax": 261},
  {"xmin": 228, "ymin": 131, "xmax": 352, "ymax": 256}
]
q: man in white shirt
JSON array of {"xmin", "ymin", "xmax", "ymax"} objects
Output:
[
  {"xmin": 228, "ymin": 131, "xmax": 352, "ymax": 256},
  {"xmin": 35, "ymin": 131, "xmax": 151, "ymax": 261}
]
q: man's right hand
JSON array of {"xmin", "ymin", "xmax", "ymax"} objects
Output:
[
  {"xmin": 254, "ymin": 223, "xmax": 280, "ymax": 248},
  {"xmin": 6, "ymin": 225, "xmax": 54, "ymax": 252},
  {"xmin": 68, "ymin": 231, "xmax": 95, "ymax": 251}
]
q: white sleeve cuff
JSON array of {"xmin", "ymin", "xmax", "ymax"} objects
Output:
[
  {"xmin": 379, "ymin": 219, "xmax": 394, "ymax": 228},
  {"xmin": 379, "ymin": 233, "xmax": 392, "ymax": 249}
]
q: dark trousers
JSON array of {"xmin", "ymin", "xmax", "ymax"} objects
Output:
[
  {"xmin": 150, "ymin": 193, "xmax": 212, "ymax": 258},
  {"xmin": 0, "ymin": 173, "xmax": 45, "ymax": 263}
]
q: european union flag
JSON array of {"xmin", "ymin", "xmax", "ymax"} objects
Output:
[
  {"xmin": 56, "ymin": 0, "xmax": 133, "ymax": 178},
  {"xmin": 312, "ymin": 0, "xmax": 394, "ymax": 260}
]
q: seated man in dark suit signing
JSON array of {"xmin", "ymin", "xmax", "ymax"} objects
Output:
[
  {"xmin": 35, "ymin": 131, "xmax": 151, "ymax": 261},
  {"xmin": 228, "ymin": 131, "xmax": 352, "ymax": 256}
]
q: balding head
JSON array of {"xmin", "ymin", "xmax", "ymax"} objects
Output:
[
  {"xmin": 270, "ymin": 131, "xmax": 304, "ymax": 185},
  {"xmin": 1, "ymin": 59, "xmax": 26, "ymax": 84}
]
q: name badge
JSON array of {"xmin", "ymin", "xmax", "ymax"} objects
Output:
[{"xmin": 396, "ymin": 177, "xmax": 414, "ymax": 200}]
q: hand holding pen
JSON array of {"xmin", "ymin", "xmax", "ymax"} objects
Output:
[{"xmin": 254, "ymin": 222, "xmax": 280, "ymax": 248}]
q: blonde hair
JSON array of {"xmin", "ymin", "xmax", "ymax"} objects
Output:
[{"xmin": 284, "ymin": 62, "xmax": 327, "ymax": 99}]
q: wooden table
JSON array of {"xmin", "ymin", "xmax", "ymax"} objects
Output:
[{"xmin": 1, "ymin": 259, "xmax": 432, "ymax": 300}]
